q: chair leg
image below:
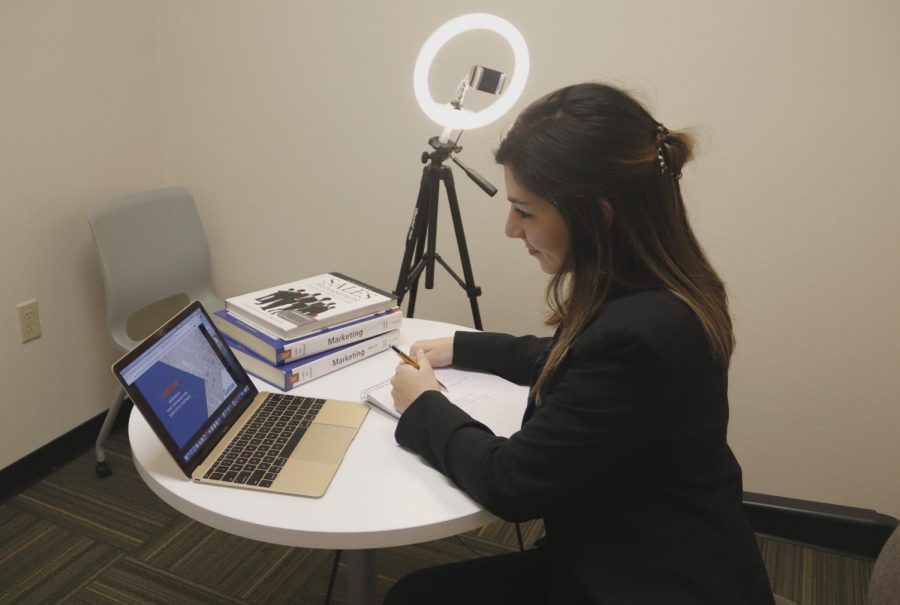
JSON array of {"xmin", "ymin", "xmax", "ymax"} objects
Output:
[{"xmin": 95, "ymin": 388, "xmax": 126, "ymax": 478}]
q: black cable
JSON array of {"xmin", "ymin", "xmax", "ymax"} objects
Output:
[
  {"xmin": 323, "ymin": 549, "xmax": 341, "ymax": 605},
  {"xmin": 515, "ymin": 522, "xmax": 525, "ymax": 551}
]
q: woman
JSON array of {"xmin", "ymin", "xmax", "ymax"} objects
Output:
[{"xmin": 384, "ymin": 83, "xmax": 774, "ymax": 604}]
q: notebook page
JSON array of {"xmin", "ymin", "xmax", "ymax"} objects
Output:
[{"xmin": 361, "ymin": 368, "xmax": 528, "ymax": 438}]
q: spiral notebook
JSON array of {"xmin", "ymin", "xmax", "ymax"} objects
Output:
[{"xmin": 360, "ymin": 368, "xmax": 528, "ymax": 438}]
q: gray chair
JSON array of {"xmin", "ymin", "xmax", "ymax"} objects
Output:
[
  {"xmin": 774, "ymin": 525, "xmax": 900, "ymax": 604},
  {"xmin": 89, "ymin": 187, "xmax": 222, "ymax": 477}
]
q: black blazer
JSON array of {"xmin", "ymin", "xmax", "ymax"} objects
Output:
[{"xmin": 395, "ymin": 289, "xmax": 774, "ymax": 604}]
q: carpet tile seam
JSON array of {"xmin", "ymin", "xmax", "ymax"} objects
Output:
[
  {"xmin": 15, "ymin": 494, "xmax": 143, "ymax": 546},
  {"xmin": 0, "ymin": 535, "xmax": 94, "ymax": 603},
  {"xmin": 33, "ymin": 479, "xmax": 171, "ymax": 528},
  {"xmin": 83, "ymin": 579, "xmax": 170, "ymax": 605},
  {"xmin": 138, "ymin": 517, "xmax": 194, "ymax": 562},
  {"xmin": 114, "ymin": 556, "xmax": 248, "ymax": 604},
  {"xmin": 451, "ymin": 535, "xmax": 508, "ymax": 559},
  {"xmin": 457, "ymin": 532, "xmax": 522, "ymax": 554},
  {"xmin": 106, "ymin": 448, "xmax": 135, "ymax": 463},
  {"xmin": 0, "ymin": 523, "xmax": 54, "ymax": 567},
  {"xmin": 165, "ymin": 524, "xmax": 218, "ymax": 572},
  {"xmin": 56, "ymin": 551, "xmax": 126, "ymax": 604},
  {"xmin": 238, "ymin": 545, "xmax": 296, "ymax": 599}
]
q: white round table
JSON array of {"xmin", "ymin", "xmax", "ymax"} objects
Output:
[{"xmin": 129, "ymin": 318, "xmax": 497, "ymax": 604}]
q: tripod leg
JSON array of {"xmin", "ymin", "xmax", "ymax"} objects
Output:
[
  {"xmin": 441, "ymin": 168, "xmax": 484, "ymax": 330},
  {"xmin": 411, "ymin": 165, "xmax": 447, "ymax": 313},
  {"xmin": 424, "ymin": 164, "xmax": 440, "ymax": 290},
  {"xmin": 394, "ymin": 168, "xmax": 432, "ymax": 307},
  {"xmin": 406, "ymin": 169, "xmax": 439, "ymax": 318}
]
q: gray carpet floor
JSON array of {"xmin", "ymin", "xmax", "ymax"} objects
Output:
[{"xmin": 0, "ymin": 427, "xmax": 873, "ymax": 604}]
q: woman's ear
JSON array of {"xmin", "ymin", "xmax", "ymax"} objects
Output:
[{"xmin": 599, "ymin": 199, "xmax": 614, "ymax": 228}]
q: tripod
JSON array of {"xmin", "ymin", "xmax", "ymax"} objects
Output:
[{"xmin": 393, "ymin": 136, "xmax": 496, "ymax": 331}]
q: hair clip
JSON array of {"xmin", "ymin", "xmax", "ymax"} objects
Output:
[{"xmin": 656, "ymin": 124, "xmax": 670, "ymax": 174}]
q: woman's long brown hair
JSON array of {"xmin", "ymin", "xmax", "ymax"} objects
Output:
[{"xmin": 495, "ymin": 83, "xmax": 734, "ymax": 404}]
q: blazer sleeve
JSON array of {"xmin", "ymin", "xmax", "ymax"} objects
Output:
[
  {"xmin": 396, "ymin": 321, "xmax": 661, "ymax": 522},
  {"xmin": 453, "ymin": 330, "xmax": 553, "ymax": 385}
]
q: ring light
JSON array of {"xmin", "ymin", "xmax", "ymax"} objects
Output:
[{"xmin": 413, "ymin": 13, "xmax": 529, "ymax": 131}]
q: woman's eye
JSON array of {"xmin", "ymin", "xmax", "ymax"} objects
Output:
[{"xmin": 514, "ymin": 208, "xmax": 531, "ymax": 218}]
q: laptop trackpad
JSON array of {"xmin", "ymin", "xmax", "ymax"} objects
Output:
[{"xmin": 290, "ymin": 424, "xmax": 354, "ymax": 464}]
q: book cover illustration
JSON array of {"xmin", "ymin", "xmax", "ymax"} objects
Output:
[{"xmin": 226, "ymin": 273, "xmax": 395, "ymax": 337}]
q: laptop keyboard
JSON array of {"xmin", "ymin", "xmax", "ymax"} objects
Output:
[{"xmin": 202, "ymin": 393, "xmax": 324, "ymax": 489}]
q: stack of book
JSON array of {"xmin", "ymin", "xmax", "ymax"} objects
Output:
[{"xmin": 214, "ymin": 272, "xmax": 402, "ymax": 390}]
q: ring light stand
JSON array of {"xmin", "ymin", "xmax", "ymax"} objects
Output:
[{"xmin": 393, "ymin": 14, "xmax": 529, "ymax": 330}]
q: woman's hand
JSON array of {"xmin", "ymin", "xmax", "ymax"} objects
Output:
[
  {"xmin": 408, "ymin": 336, "xmax": 454, "ymax": 368},
  {"xmin": 391, "ymin": 349, "xmax": 442, "ymax": 414}
]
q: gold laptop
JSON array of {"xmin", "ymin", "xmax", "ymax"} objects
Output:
[{"xmin": 112, "ymin": 301, "xmax": 367, "ymax": 498}]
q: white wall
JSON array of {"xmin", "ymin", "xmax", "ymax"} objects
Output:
[
  {"xmin": 3, "ymin": 1, "xmax": 898, "ymax": 519},
  {"xmin": 0, "ymin": 1, "xmax": 163, "ymax": 467}
]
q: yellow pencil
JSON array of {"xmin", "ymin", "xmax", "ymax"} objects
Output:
[{"xmin": 391, "ymin": 345, "xmax": 448, "ymax": 391}]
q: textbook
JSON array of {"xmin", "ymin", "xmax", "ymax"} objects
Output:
[
  {"xmin": 212, "ymin": 306, "xmax": 403, "ymax": 366},
  {"xmin": 226, "ymin": 330, "xmax": 400, "ymax": 391},
  {"xmin": 225, "ymin": 272, "xmax": 397, "ymax": 340},
  {"xmin": 361, "ymin": 368, "xmax": 528, "ymax": 439}
]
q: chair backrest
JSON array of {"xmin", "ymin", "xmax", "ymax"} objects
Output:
[
  {"xmin": 869, "ymin": 525, "xmax": 900, "ymax": 605},
  {"xmin": 88, "ymin": 187, "xmax": 222, "ymax": 351}
]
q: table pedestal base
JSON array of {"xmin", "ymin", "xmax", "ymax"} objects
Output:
[{"xmin": 345, "ymin": 549, "xmax": 377, "ymax": 605}]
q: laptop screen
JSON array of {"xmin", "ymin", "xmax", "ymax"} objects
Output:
[{"xmin": 115, "ymin": 303, "xmax": 255, "ymax": 471}]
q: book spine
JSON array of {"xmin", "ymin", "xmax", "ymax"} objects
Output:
[
  {"xmin": 288, "ymin": 330, "xmax": 399, "ymax": 388},
  {"xmin": 214, "ymin": 308, "xmax": 403, "ymax": 366},
  {"xmin": 228, "ymin": 331, "xmax": 400, "ymax": 391},
  {"xmin": 212, "ymin": 311, "xmax": 280, "ymax": 365},
  {"xmin": 224, "ymin": 338, "xmax": 290, "ymax": 390},
  {"xmin": 280, "ymin": 309, "xmax": 403, "ymax": 363}
]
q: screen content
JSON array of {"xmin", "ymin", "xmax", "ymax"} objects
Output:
[{"xmin": 120, "ymin": 307, "xmax": 249, "ymax": 463}]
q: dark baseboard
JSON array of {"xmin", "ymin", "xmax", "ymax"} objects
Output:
[
  {"xmin": 744, "ymin": 491, "xmax": 898, "ymax": 559},
  {"xmin": 0, "ymin": 400, "xmax": 133, "ymax": 504}
]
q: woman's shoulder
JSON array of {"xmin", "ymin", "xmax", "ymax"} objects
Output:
[
  {"xmin": 603, "ymin": 287, "xmax": 695, "ymax": 324},
  {"xmin": 578, "ymin": 288, "xmax": 713, "ymax": 365}
]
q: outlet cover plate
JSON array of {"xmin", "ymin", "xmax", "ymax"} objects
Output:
[{"xmin": 17, "ymin": 300, "xmax": 42, "ymax": 343}]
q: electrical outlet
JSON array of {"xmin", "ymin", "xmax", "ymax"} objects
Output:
[{"xmin": 17, "ymin": 299, "xmax": 42, "ymax": 343}]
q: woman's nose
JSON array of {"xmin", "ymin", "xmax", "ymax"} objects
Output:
[{"xmin": 505, "ymin": 210, "xmax": 521, "ymax": 239}]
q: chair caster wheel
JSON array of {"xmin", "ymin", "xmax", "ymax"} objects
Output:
[{"xmin": 96, "ymin": 461, "xmax": 112, "ymax": 478}]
